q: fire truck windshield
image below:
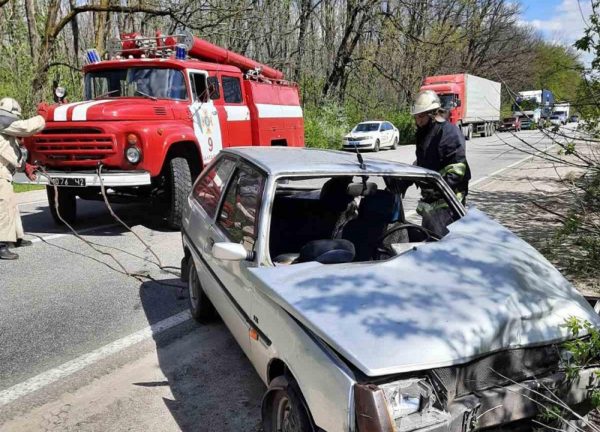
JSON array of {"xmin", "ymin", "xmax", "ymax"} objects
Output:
[{"xmin": 84, "ymin": 68, "xmax": 187, "ymax": 101}]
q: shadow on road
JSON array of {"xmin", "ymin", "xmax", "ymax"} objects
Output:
[
  {"xmin": 139, "ymin": 278, "xmax": 264, "ymax": 432},
  {"xmin": 21, "ymin": 199, "xmax": 175, "ymax": 237}
]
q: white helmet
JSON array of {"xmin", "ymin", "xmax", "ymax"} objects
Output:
[
  {"xmin": 411, "ymin": 90, "xmax": 441, "ymax": 116},
  {"xmin": 0, "ymin": 98, "xmax": 22, "ymax": 118}
]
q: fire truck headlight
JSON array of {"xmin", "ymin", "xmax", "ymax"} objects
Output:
[{"xmin": 126, "ymin": 146, "xmax": 141, "ymax": 164}]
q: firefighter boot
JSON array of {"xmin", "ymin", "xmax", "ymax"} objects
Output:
[
  {"xmin": 0, "ymin": 243, "xmax": 18, "ymax": 260},
  {"xmin": 13, "ymin": 238, "xmax": 33, "ymax": 247}
]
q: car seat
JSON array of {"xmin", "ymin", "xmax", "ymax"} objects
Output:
[{"xmin": 342, "ymin": 190, "xmax": 407, "ymax": 261}]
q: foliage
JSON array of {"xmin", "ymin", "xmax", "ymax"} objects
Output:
[
  {"xmin": 304, "ymin": 101, "xmax": 416, "ymax": 150},
  {"xmin": 532, "ymin": 43, "xmax": 584, "ymax": 102},
  {"xmin": 12, "ymin": 183, "xmax": 44, "ymax": 193}
]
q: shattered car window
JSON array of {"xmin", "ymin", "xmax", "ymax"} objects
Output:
[
  {"xmin": 192, "ymin": 158, "xmax": 236, "ymax": 218},
  {"xmin": 218, "ymin": 165, "xmax": 266, "ymax": 251},
  {"xmin": 269, "ymin": 174, "xmax": 461, "ymax": 264}
]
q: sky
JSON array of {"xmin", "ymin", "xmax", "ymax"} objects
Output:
[{"xmin": 519, "ymin": 0, "xmax": 593, "ymax": 65}]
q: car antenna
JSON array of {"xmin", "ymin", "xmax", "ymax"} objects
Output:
[{"xmin": 353, "ymin": 143, "xmax": 366, "ymax": 170}]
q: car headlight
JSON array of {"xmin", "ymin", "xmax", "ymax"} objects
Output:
[
  {"xmin": 355, "ymin": 379, "xmax": 449, "ymax": 432},
  {"xmin": 380, "ymin": 379, "xmax": 428, "ymax": 418},
  {"xmin": 125, "ymin": 146, "xmax": 141, "ymax": 164}
]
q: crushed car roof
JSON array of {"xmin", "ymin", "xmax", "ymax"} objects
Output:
[{"xmin": 221, "ymin": 147, "xmax": 434, "ymax": 177}]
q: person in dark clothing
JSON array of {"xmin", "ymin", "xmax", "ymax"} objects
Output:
[{"xmin": 411, "ymin": 90, "xmax": 471, "ymax": 236}]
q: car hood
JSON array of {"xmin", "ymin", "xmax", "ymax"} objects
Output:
[{"xmin": 250, "ymin": 209, "xmax": 600, "ymax": 377}]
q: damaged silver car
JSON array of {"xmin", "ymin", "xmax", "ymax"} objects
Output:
[{"xmin": 180, "ymin": 147, "xmax": 600, "ymax": 432}]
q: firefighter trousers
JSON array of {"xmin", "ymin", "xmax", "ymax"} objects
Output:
[
  {"xmin": 0, "ymin": 178, "xmax": 23, "ymax": 244},
  {"xmin": 421, "ymin": 207, "xmax": 455, "ymax": 238}
]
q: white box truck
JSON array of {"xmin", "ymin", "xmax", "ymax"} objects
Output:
[{"xmin": 421, "ymin": 73, "xmax": 502, "ymax": 140}]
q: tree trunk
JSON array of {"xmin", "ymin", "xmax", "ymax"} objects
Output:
[{"xmin": 24, "ymin": 0, "xmax": 40, "ymax": 63}]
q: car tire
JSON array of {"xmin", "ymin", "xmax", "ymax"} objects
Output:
[
  {"xmin": 392, "ymin": 137, "xmax": 398, "ymax": 149},
  {"xmin": 187, "ymin": 259, "xmax": 215, "ymax": 322},
  {"xmin": 374, "ymin": 139, "xmax": 380, "ymax": 152},
  {"xmin": 466, "ymin": 124, "xmax": 473, "ymax": 141},
  {"xmin": 263, "ymin": 375, "xmax": 314, "ymax": 432},
  {"xmin": 166, "ymin": 157, "xmax": 192, "ymax": 230},
  {"xmin": 46, "ymin": 186, "xmax": 77, "ymax": 226}
]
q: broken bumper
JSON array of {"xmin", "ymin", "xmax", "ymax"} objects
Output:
[
  {"xmin": 355, "ymin": 367, "xmax": 600, "ymax": 432},
  {"xmin": 21, "ymin": 170, "xmax": 152, "ymax": 187}
]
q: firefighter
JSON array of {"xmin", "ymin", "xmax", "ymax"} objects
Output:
[
  {"xmin": 0, "ymin": 98, "xmax": 45, "ymax": 260},
  {"xmin": 411, "ymin": 90, "xmax": 471, "ymax": 236}
]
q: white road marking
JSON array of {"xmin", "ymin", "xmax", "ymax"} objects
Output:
[
  {"xmin": 0, "ymin": 310, "xmax": 191, "ymax": 407},
  {"xmin": 470, "ymin": 145, "xmax": 555, "ymax": 189},
  {"xmin": 29, "ymin": 223, "xmax": 119, "ymax": 244}
]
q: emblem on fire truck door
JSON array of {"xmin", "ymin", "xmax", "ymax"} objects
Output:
[{"xmin": 190, "ymin": 100, "xmax": 222, "ymax": 164}]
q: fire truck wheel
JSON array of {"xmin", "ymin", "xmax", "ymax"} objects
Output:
[
  {"xmin": 46, "ymin": 186, "xmax": 77, "ymax": 226},
  {"xmin": 166, "ymin": 157, "xmax": 192, "ymax": 230}
]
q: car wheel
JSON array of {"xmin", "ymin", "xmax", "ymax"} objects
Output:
[
  {"xmin": 466, "ymin": 124, "xmax": 473, "ymax": 141},
  {"xmin": 392, "ymin": 137, "xmax": 398, "ymax": 149},
  {"xmin": 187, "ymin": 260, "xmax": 215, "ymax": 322},
  {"xmin": 46, "ymin": 186, "xmax": 77, "ymax": 226},
  {"xmin": 374, "ymin": 139, "xmax": 380, "ymax": 152},
  {"xmin": 165, "ymin": 157, "xmax": 192, "ymax": 230},
  {"xmin": 263, "ymin": 376, "xmax": 313, "ymax": 432}
]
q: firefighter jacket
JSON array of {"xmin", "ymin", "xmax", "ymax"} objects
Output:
[
  {"xmin": 415, "ymin": 118, "xmax": 471, "ymax": 200},
  {"xmin": 0, "ymin": 115, "xmax": 45, "ymax": 181}
]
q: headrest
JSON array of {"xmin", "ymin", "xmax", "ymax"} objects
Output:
[
  {"xmin": 359, "ymin": 190, "xmax": 402, "ymax": 222},
  {"xmin": 320, "ymin": 177, "xmax": 353, "ymax": 212},
  {"xmin": 297, "ymin": 239, "xmax": 355, "ymax": 264},
  {"xmin": 347, "ymin": 182, "xmax": 378, "ymax": 197}
]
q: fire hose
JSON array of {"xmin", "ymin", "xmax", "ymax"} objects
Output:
[{"xmin": 34, "ymin": 165, "xmax": 182, "ymax": 289}]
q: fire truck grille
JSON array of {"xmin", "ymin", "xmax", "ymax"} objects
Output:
[{"xmin": 33, "ymin": 128, "xmax": 117, "ymax": 162}]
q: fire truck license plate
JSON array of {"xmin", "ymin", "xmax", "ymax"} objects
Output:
[{"xmin": 52, "ymin": 177, "xmax": 86, "ymax": 187}]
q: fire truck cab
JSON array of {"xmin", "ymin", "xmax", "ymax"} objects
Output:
[{"xmin": 25, "ymin": 32, "xmax": 304, "ymax": 229}]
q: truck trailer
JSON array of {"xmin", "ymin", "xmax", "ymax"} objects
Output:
[
  {"xmin": 420, "ymin": 74, "xmax": 501, "ymax": 140},
  {"xmin": 24, "ymin": 31, "xmax": 304, "ymax": 229}
]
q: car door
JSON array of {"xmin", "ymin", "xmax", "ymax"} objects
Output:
[
  {"xmin": 205, "ymin": 162, "xmax": 267, "ymax": 357},
  {"xmin": 220, "ymin": 74, "xmax": 252, "ymax": 146},
  {"xmin": 379, "ymin": 122, "xmax": 390, "ymax": 145},
  {"xmin": 186, "ymin": 155, "xmax": 237, "ymax": 307},
  {"xmin": 188, "ymin": 70, "xmax": 223, "ymax": 166}
]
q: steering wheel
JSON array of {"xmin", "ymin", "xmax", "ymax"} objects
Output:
[{"xmin": 373, "ymin": 223, "xmax": 441, "ymax": 260}]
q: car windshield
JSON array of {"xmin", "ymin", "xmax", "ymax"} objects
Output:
[
  {"xmin": 270, "ymin": 174, "xmax": 462, "ymax": 265},
  {"xmin": 353, "ymin": 123, "xmax": 380, "ymax": 132},
  {"xmin": 84, "ymin": 68, "xmax": 187, "ymax": 100},
  {"xmin": 551, "ymin": 115, "xmax": 560, "ymax": 119}
]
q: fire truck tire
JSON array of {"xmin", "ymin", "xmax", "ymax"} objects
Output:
[
  {"xmin": 166, "ymin": 157, "xmax": 192, "ymax": 230},
  {"xmin": 46, "ymin": 186, "xmax": 77, "ymax": 226}
]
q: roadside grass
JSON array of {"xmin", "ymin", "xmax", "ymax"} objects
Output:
[
  {"xmin": 13, "ymin": 183, "xmax": 44, "ymax": 193},
  {"xmin": 539, "ymin": 169, "xmax": 600, "ymax": 293}
]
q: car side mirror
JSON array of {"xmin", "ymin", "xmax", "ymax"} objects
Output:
[
  {"xmin": 212, "ymin": 242, "xmax": 252, "ymax": 261},
  {"xmin": 455, "ymin": 99, "xmax": 461, "ymax": 107}
]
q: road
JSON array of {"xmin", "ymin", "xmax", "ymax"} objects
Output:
[{"xmin": 0, "ymin": 129, "xmax": 560, "ymax": 430}]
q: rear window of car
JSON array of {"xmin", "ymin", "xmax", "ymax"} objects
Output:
[{"xmin": 193, "ymin": 158, "xmax": 236, "ymax": 218}]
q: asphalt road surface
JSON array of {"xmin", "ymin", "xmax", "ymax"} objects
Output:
[{"xmin": 0, "ymin": 128, "xmax": 564, "ymax": 429}]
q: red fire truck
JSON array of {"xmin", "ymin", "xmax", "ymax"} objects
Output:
[{"xmin": 25, "ymin": 32, "xmax": 304, "ymax": 229}]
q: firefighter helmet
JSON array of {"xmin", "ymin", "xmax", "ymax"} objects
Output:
[
  {"xmin": 411, "ymin": 90, "xmax": 441, "ymax": 116},
  {"xmin": 0, "ymin": 98, "xmax": 22, "ymax": 118}
]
